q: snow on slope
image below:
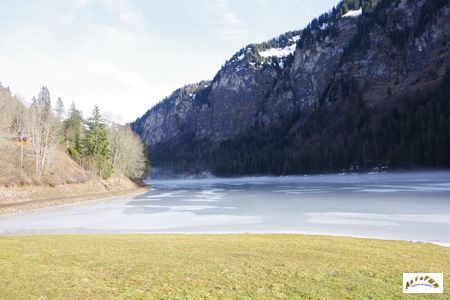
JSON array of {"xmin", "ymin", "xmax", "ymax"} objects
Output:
[
  {"xmin": 342, "ymin": 8, "xmax": 362, "ymax": 18},
  {"xmin": 259, "ymin": 43, "xmax": 297, "ymax": 58}
]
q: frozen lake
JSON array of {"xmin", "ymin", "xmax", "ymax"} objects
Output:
[{"xmin": 1, "ymin": 172, "xmax": 450, "ymax": 246}]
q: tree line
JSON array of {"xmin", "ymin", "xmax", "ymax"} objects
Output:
[{"xmin": 0, "ymin": 85, "xmax": 147, "ymax": 181}]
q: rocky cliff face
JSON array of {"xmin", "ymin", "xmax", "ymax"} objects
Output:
[
  {"xmin": 133, "ymin": 31, "xmax": 302, "ymax": 145},
  {"xmin": 132, "ymin": 0, "xmax": 450, "ymax": 176},
  {"xmin": 324, "ymin": 0, "xmax": 450, "ymax": 104}
]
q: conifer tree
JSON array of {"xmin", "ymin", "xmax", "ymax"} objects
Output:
[
  {"xmin": 64, "ymin": 101, "xmax": 84, "ymax": 157},
  {"xmin": 84, "ymin": 105, "xmax": 112, "ymax": 179},
  {"xmin": 55, "ymin": 97, "xmax": 65, "ymax": 122}
]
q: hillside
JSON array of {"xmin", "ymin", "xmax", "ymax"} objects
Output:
[
  {"xmin": 133, "ymin": 0, "xmax": 450, "ymax": 176},
  {"xmin": 0, "ymin": 134, "xmax": 143, "ymax": 213},
  {"xmin": 0, "ymin": 84, "xmax": 146, "ymax": 213}
]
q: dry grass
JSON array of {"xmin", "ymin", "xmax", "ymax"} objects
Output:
[
  {"xmin": 0, "ymin": 137, "xmax": 90, "ymax": 186},
  {"xmin": 0, "ymin": 235, "xmax": 448, "ymax": 299},
  {"xmin": 0, "ymin": 171, "xmax": 146, "ymax": 214},
  {"xmin": 0, "ymin": 180, "xmax": 147, "ymax": 214},
  {"xmin": 0, "ymin": 137, "xmax": 146, "ymax": 214}
]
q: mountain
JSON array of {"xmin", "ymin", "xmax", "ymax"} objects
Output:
[{"xmin": 132, "ymin": 0, "xmax": 450, "ymax": 176}]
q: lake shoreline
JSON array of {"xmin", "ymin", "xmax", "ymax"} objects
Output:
[
  {"xmin": 1, "ymin": 231, "xmax": 448, "ymax": 249},
  {"xmin": 0, "ymin": 180, "xmax": 148, "ymax": 215},
  {"xmin": 146, "ymin": 168, "xmax": 450, "ymax": 181}
]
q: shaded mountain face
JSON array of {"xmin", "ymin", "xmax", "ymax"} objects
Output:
[{"xmin": 133, "ymin": 0, "xmax": 450, "ymax": 176}]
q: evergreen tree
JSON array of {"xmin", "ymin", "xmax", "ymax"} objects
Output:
[
  {"xmin": 55, "ymin": 97, "xmax": 65, "ymax": 122},
  {"xmin": 341, "ymin": 2, "xmax": 349, "ymax": 16},
  {"xmin": 84, "ymin": 105, "xmax": 112, "ymax": 179},
  {"xmin": 64, "ymin": 101, "xmax": 84, "ymax": 156}
]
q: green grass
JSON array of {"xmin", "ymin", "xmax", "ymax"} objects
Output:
[{"xmin": 0, "ymin": 235, "xmax": 448, "ymax": 299}]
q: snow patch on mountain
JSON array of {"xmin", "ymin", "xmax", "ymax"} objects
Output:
[
  {"xmin": 292, "ymin": 35, "xmax": 301, "ymax": 42},
  {"xmin": 259, "ymin": 44, "xmax": 297, "ymax": 58},
  {"xmin": 342, "ymin": 8, "xmax": 362, "ymax": 18}
]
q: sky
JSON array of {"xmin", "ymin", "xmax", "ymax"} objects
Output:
[{"xmin": 0, "ymin": 0, "xmax": 339, "ymax": 123}]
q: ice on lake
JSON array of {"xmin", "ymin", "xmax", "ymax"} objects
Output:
[{"xmin": 0, "ymin": 171, "xmax": 449, "ymax": 246}]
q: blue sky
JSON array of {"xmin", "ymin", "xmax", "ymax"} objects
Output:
[{"xmin": 0, "ymin": 0, "xmax": 339, "ymax": 122}]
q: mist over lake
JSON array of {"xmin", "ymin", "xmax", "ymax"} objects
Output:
[{"xmin": 1, "ymin": 171, "xmax": 449, "ymax": 246}]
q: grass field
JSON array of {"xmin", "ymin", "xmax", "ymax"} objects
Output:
[{"xmin": 0, "ymin": 235, "xmax": 448, "ymax": 299}]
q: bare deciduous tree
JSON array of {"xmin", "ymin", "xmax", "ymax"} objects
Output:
[
  {"xmin": 27, "ymin": 87, "xmax": 59, "ymax": 178},
  {"xmin": 0, "ymin": 83, "xmax": 24, "ymax": 134},
  {"xmin": 108, "ymin": 122, "xmax": 147, "ymax": 180}
]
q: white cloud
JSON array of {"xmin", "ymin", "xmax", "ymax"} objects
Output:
[
  {"xmin": 205, "ymin": 0, "xmax": 241, "ymax": 26},
  {"xmin": 98, "ymin": 0, "xmax": 146, "ymax": 31},
  {"xmin": 84, "ymin": 60, "xmax": 150, "ymax": 91},
  {"xmin": 200, "ymin": 0, "xmax": 250, "ymax": 39},
  {"xmin": 0, "ymin": 0, "xmax": 161, "ymax": 122}
]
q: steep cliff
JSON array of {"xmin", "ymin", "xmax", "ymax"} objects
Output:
[{"xmin": 133, "ymin": 0, "xmax": 450, "ymax": 176}]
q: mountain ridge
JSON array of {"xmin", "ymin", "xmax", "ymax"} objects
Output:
[{"xmin": 132, "ymin": 0, "xmax": 450, "ymax": 176}]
